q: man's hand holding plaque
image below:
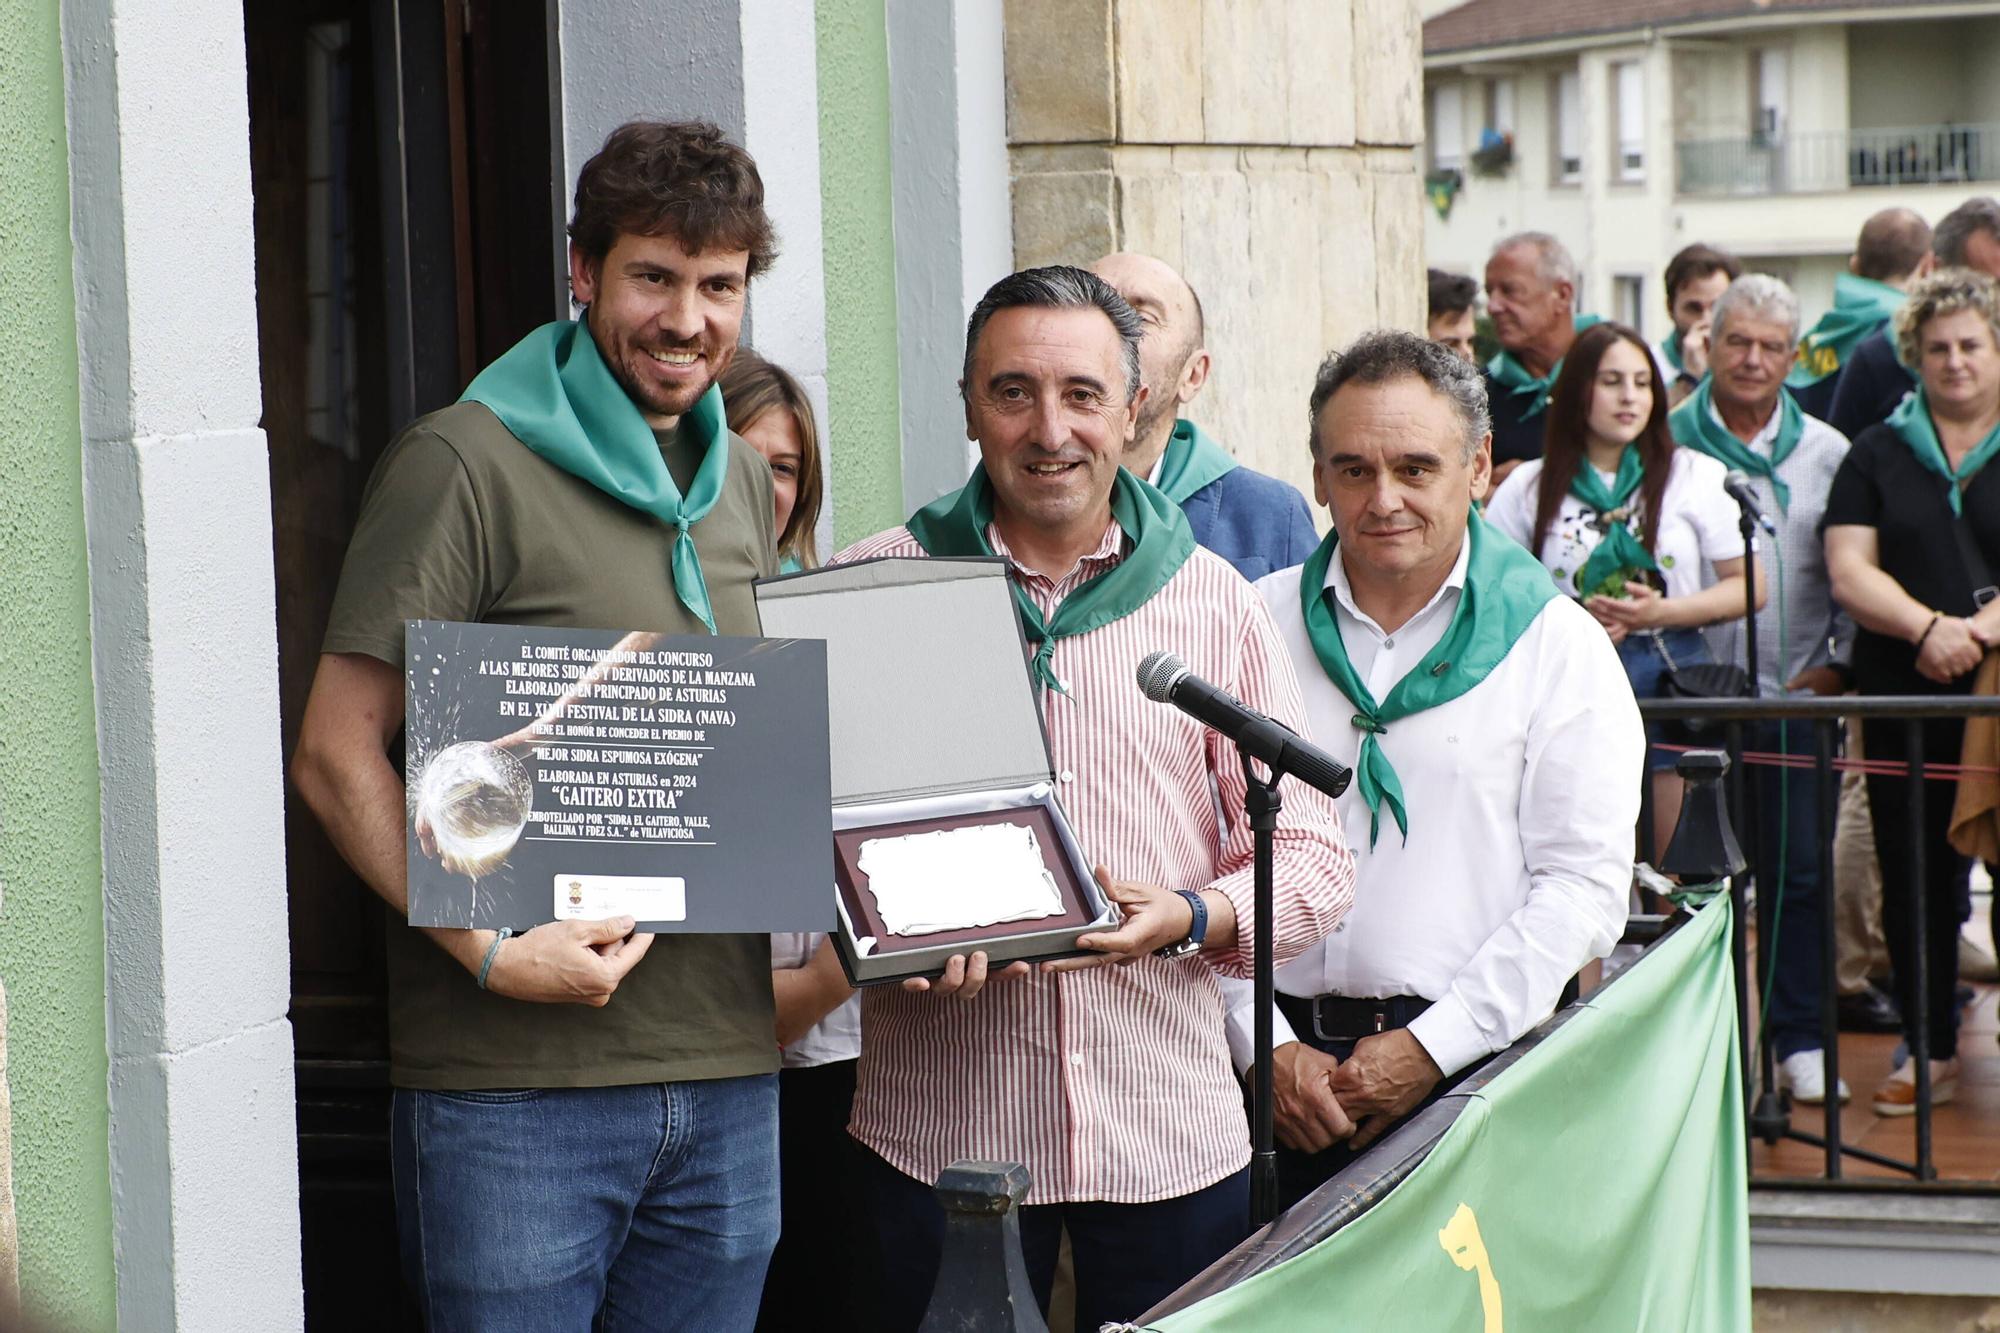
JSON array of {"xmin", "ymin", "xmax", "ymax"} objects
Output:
[{"xmin": 1040, "ymin": 867, "xmax": 1238, "ymax": 972}]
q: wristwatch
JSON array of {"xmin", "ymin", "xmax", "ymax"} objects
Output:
[{"xmin": 1156, "ymin": 890, "xmax": 1209, "ymax": 959}]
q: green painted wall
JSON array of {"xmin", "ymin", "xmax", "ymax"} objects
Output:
[
  {"xmin": 0, "ymin": 1, "xmax": 117, "ymax": 1327},
  {"xmin": 816, "ymin": 0, "xmax": 905, "ymax": 546}
]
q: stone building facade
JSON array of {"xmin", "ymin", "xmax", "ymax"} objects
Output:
[{"xmin": 1005, "ymin": 0, "xmax": 1427, "ymax": 504}]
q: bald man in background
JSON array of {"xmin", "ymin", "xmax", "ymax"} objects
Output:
[
  {"xmin": 1787, "ymin": 206, "xmax": 1933, "ymax": 420},
  {"xmin": 1092, "ymin": 252, "xmax": 1320, "ymax": 581}
]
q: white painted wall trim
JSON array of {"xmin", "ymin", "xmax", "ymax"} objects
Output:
[
  {"xmin": 553, "ymin": 0, "xmax": 836, "ymax": 554},
  {"xmin": 60, "ymin": 0, "xmax": 303, "ymax": 1328},
  {"xmin": 886, "ymin": 0, "xmax": 1015, "ymax": 510}
]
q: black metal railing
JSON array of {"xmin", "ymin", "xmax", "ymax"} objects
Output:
[
  {"xmin": 1638, "ymin": 694, "xmax": 2000, "ymax": 1191},
  {"xmin": 1676, "ymin": 122, "xmax": 2000, "ymax": 196}
]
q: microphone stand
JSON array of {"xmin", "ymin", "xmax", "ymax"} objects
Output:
[
  {"xmin": 1730, "ymin": 492, "xmax": 1788, "ymax": 1148},
  {"xmin": 1242, "ymin": 752, "xmax": 1282, "ymax": 1227}
]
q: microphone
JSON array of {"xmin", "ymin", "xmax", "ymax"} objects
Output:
[
  {"xmin": 1723, "ymin": 471, "xmax": 1778, "ymax": 537},
  {"xmin": 1136, "ymin": 651, "xmax": 1352, "ymax": 799}
]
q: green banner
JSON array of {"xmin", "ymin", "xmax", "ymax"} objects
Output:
[{"xmin": 1146, "ymin": 897, "xmax": 1748, "ymax": 1332}]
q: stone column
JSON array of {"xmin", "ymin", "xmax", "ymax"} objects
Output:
[{"xmin": 1004, "ymin": 0, "xmax": 1425, "ymax": 501}]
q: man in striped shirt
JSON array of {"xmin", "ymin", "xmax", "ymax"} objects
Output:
[{"xmin": 836, "ymin": 266, "xmax": 1355, "ymax": 1332}]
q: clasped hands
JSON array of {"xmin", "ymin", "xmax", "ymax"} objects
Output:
[
  {"xmin": 1916, "ymin": 610, "xmax": 1997, "ymax": 685},
  {"xmin": 1264, "ymin": 1030, "xmax": 1443, "ymax": 1154},
  {"xmin": 901, "ymin": 865, "xmax": 1204, "ymax": 997},
  {"xmin": 1583, "ymin": 579, "xmax": 1667, "ymax": 645}
]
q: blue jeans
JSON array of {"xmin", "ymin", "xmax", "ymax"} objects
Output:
[
  {"xmin": 1748, "ymin": 720, "xmax": 1833, "ymax": 1061},
  {"xmin": 392, "ymin": 1076, "xmax": 780, "ymax": 1332}
]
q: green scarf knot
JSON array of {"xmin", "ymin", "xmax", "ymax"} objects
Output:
[
  {"xmin": 1787, "ymin": 272, "xmax": 1905, "ymax": 389},
  {"xmin": 906, "ymin": 467, "xmax": 1196, "ymax": 697},
  {"xmin": 1569, "ymin": 446, "xmax": 1661, "ymax": 598},
  {"xmin": 462, "ymin": 319, "xmax": 731, "ymax": 633},
  {"xmin": 1486, "ymin": 314, "xmax": 1603, "ymax": 420},
  {"xmin": 1668, "ymin": 378, "xmax": 1802, "ymax": 512},
  {"xmin": 1888, "ymin": 386, "xmax": 2000, "ymax": 516},
  {"xmin": 1151, "ymin": 419, "xmax": 1239, "ymax": 504},
  {"xmin": 1300, "ymin": 510, "xmax": 1557, "ymax": 846}
]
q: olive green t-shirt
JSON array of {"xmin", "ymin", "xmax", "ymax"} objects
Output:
[{"xmin": 322, "ymin": 399, "xmax": 781, "ymax": 1090}]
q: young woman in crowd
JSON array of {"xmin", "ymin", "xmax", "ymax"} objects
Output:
[
  {"xmin": 720, "ymin": 350, "xmax": 859, "ymax": 1329},
  {"xmin": 722, "ymin": 350, "xmax": 824, "ymax": 572},
  {"xmin": 1487, "ymin": 320, "xmax": 1762, "ymax": 854},
  {"xmin": 1825, "ymin": 268, "xmax": 2000, "ymax": 1116}
]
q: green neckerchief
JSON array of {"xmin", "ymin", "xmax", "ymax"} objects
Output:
[
  {"xmin": 1887, "ymin": 386, "xmax": 2000, "ymax": 517},
  {"xmin": 1787, "ymin": 272, "xmax": 1905, "ymax": 388},
  {"xmin": 1299, "ymin": 510, "xmax": 1557, "ymax": 846},
  {"xmin": 906, "ymin": 466, "xmax": 1195, "ymax": 696},
  {"xmin": 1660, "ymin": 328, "xmax": 1685, "ymax": 376},
  {"xmin": 1151, "ymin": 419, "xmax": 1239, "ymax": 504},
  {"xmin": 462, "ymin": 319, "xmax": 731, "ymax": 632},
  {"xmin": 1669, "ymin": 377, "xmax": 1803, "ymax": 512},
  {"xmin": 1485, "ymin": 314, "xmax": 1604, "ymax": 420},
  {"xmin": 1570, "ymin": 447, "xmax": 1661, "ymax": 598},
  {"xmin": 778, "ymin": 553, "xmax": 804, "ymax": 575}
]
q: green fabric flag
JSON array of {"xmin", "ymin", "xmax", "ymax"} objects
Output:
[
  {"xmin": 1659, "ymin": 328, "xmax": 1684, "ymax": 376},
  {"xmin": 1669, "ymin": 377, "xmax": 1803, "ymax": 512},
  {"xmin": 1485, "ymin": 314, "xmax": 1604, "ymax": 420},
  {"xmin": 1143, "ymin": 896, "xmax": 1749, "ymax": 1333},
  {"xmin": 906, "ymin": 466, "xmax": 1195, "ymax": 696},
  {"xmin": 1298, "ymin": 511, "xmax": 1557, "ymax": 845},
  {"xmin": 462, "ymin": 319, "xmax": 732, "ymax": 633},
  {"xmin": 1788, "ymin": 272, "xmax": 1905, "ymax": 388},
  {"xmin": 1570, "ymin": 448, "xmax": 1661, "ymax": 599},
  {"xmin": 1153, "ymin": 419, "xmax": 1239, "ymax": 504},
  {"xmin": 1887, "ymin": 386, "xmax": 2000, "ymax": 516}
]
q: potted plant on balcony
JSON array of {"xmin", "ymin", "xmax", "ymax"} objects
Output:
[{"xmin": 1471, "ymin": 128, "xmax": 1514, "ymax": 178}]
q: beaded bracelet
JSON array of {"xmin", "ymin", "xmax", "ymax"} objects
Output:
[{"xmin": 477, "ymin": 927, "xmax": 514, "ymax": 990}]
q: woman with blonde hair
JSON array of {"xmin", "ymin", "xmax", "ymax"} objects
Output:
[
  {"xmin": 720, "ymin": 350, "xmax": 824, "ymax": 571},
  {"xmin": 1826, "ymin": 267, "xmax": 2000, "ymax": 1116}
]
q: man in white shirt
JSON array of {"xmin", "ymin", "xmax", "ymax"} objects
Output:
[
  {"xmin": 1669, "ymin": 273, "xmax": 1853, "ymax": 1106},
  {"xmin": 1222, "ymin": 330, "xmax": 1643, "ymax": 1206}
]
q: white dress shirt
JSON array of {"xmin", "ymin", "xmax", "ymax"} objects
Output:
[
  {"xmin": 770, "ymin": 932, "xmax": 860, "ymax": 1069},
  {"xmin": 1221, "ymin": 534, "xmax": 1644, "ymax": 1077}
]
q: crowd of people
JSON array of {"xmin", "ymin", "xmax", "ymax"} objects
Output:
[{"xmin": 285, "ymin": 115, "xmax": 2000, "ymax": 1332}]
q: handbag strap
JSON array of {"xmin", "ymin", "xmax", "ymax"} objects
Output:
[{"xmin": 1952, "ymin": 508, "xmax": 1999, "ymax": 608}]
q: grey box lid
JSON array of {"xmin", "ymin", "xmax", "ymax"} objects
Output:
[{"xmin": 755, "ymin": 558, "xmax": 1053, "ymax": 805}]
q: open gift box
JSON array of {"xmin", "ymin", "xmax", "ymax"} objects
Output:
[{"xmin": 755, "ymin": 557, "xmax": 1117, "ymax": 985}]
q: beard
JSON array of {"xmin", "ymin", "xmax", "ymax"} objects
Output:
[{"xmin": 586, "ymin": 307, "xmax": 724, "ymax": 420}]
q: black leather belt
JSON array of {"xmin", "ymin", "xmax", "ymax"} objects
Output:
[{"xmin": 1276, "ymin": 992, "xmax": 1432, "ymax": 1044}]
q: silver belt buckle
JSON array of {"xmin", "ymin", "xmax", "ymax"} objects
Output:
[{"xmin": 1976, "ymin": 586, "xmax": 1998, "ymax": 608}]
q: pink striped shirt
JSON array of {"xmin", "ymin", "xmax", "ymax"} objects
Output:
[{"xmin": 836, "ymin": 520, "xmax": 1355, "ymax": 1204}]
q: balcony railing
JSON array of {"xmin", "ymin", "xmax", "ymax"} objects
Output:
[{"xmin": 1677, "ymin": 122, "xmax": 2000, "ymax": 196}]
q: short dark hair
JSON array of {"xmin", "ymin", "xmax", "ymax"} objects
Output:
[
  {"xmin": 1307, "ymin": 330, "xmax": 1489, "ymax": 461},
  {"xmin": 1853, "ymin": 207, "xmax": 1932, "ymax": 283},
  {"xmin": 1663, "ymin": 243, "xmax": 1741, "ymax": 309},
  {"xmin": 1936, "ymin": 197, "xmax": 2000, "ymax": 268},
  {"xmin": 961, "ymin": 266, "xmax": 1144, "ymax": 401},
  {"xmin": 1427, "ymin": 268, "xmax": 1478, "ymax": 320},
  {"xmin": 569, "ymin": 120, "xmax": 778, "ymax": 277}
]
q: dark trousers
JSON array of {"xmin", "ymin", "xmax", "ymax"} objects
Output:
[
  {"xmin": 756, "ymin": 1059, "xmax": 865, "ymax": 1333},
  {"xmin": 1266, "ymin": 993, "xmax": 1467, "ymax": 1212},
  {"xmin": 855, "ymin": 1147, "xmax": 1248, "ymax": 1333},
  {"xmin": 1863, "ymin": 716, "xmax": 1969, "ymax": 1059},
  {"xmin": 1751, "ymin": 721, "xmax": 1833, "ymax": 1060}
]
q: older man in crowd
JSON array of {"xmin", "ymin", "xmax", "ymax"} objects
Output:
[
  {"xmin": 1789, "ymin": 207, "xmax": 1933, "ymax": 420},
  {"xmin": 1090, "ymin": 251, "xmax": 1319, "ymax": 581},
  {"xmin": 1222, "ymin": 332, "xmax": 1642, "ymax": 1205},
  {"xmin": 1482, "ymin": 231, "xmax": 1595, "ymax": 487},
  {"xmin": 1657, "ymin": 242, "xmax": 1741, "ymax": 407},
  {"xmin": 836, "ymin": 266, "xmax": 1354, "ymax": 1332},
  {"xmin": 1832, "ymin": 197, "xmax": 2000, "ymax": 441},
  {"xmin": 1427, "ymin": 268, "xmax": 1480, "ymax": 364},
  {"xmin": 1671, "ymin": 274, "xmax": 1854, "ymax": 1104}
]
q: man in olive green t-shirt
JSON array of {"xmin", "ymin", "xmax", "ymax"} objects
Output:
[{"xmin": 294, "ymin": 121, "xmax": 786, "ymax": 1331}]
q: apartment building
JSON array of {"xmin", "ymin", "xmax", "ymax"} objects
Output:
[{"xmin": 1421, "ymin": 0, "xmax": 2000, "ymax": 333}]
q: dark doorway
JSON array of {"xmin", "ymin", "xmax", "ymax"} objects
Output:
[{"xmin": 245, "ymin": 1, "xmax": 560, "ymax": 1325}]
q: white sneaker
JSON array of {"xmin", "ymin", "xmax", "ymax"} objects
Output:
[{"xmin": 1778, "ymin": 1050, "xmax": 1851, "ymax": 1105}]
